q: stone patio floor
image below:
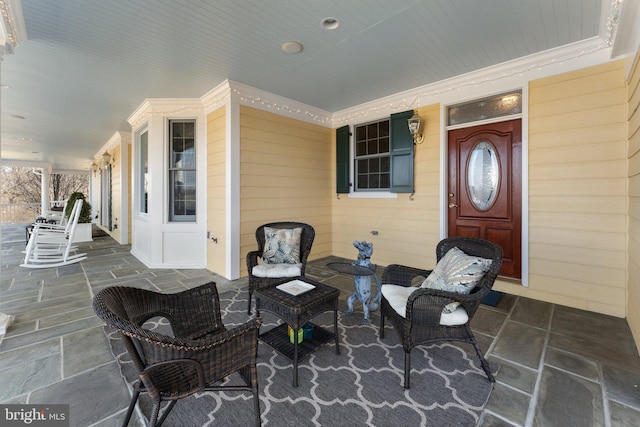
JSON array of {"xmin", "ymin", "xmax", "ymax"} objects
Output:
[{"xmin": 1, "ymin": 224, "xmax": 640, "ymax": 426}]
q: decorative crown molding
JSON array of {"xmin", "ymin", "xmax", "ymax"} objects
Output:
[
  {"xmin": 93, "ymin": 131, "xmax": 132, "ymax": 162},
  {"xmin": 0, "ymin": 0, "xmax": 26, "ymax": 54},
  {"xmin": 228, "ymin": 80, "xmax": 332, "ymax": 126},
  {"xmin": 331, "ymin": 37, "xmax": 611, "ymax": 126}
]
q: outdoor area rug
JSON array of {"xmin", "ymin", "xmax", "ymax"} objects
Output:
[{"xmin": 104, "ymin": 286, "xmax": 495, "ymax": 426}]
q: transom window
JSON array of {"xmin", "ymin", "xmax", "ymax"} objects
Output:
[
  {"xmin": 169, "ymin": 120, "xmax": 196, "ymax": 222},
  {"xmin": 354, "ymin": 119, "xmax": 390, "ymax": 191}
]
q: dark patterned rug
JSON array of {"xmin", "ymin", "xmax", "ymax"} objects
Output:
[{"xmin": 104, "ymin": 287, "xmax": 495, "ymax": 426}]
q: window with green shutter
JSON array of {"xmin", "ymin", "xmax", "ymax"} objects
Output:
[
  {"xmin": 336, "ymin": 111, "xmax": 415, "ymax": 195},
  {"xmin": 336, "ymin": 125, "xmax": 350, "ymax": 193},
  {"xmin": 389, "ymin": 110, "xmax": 414, "ymax": 193}
]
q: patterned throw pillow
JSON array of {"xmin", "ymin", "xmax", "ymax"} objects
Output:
[
  {"xmin": 421, "ymin": 246, "xmax": 492, "ymax": 313},
  {"xmin": 262, "ymin": 227, "xmax": 302, "ymax": 264}
]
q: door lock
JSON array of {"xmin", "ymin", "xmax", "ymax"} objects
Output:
[{"xmin": 448, "ymin": 203, "xmax": 458, "ymax": 208}]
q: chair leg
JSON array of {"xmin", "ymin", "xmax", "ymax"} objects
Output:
[
  {"xmin": 122, "ymin": 390, "xmax": 140, "ymax": 427},
  {"xmin": 148, "ymin": 398, "xmax": 161, "ymax": 427},
  {"xmin": 404, "ymin": 350, "xmax": 411, "ymax": 389},
  {"xmin": 247, "ymin": 290, "xmax": 253, "ymax": 315},
  {"xmin": 471, "ymin": 339, "xmax": 495, "ymax": 383},
  {"xmin": 379, "ymin": 313, "xmax": 385, "ymax": 339},
  {"xmin": 155, "ymin": 400, "xmax": 177, "ymax": 427},
  {"xmin": 251, "ymin": 365, "xmax": 262, "ymax": 427}
]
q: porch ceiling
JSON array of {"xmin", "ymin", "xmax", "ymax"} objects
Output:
[{"xmin": 0, "ymin": 0, "xmax": 626, "ymax": 170}]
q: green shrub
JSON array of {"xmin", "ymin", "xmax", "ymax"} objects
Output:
[{"xmin": 64, "ymin": 192, "xmax": 93, "ymax": 223}]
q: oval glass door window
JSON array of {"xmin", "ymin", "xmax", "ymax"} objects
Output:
[{"xmin": 467, "ymin": 141, "xmax": 499, "ymax": 210}]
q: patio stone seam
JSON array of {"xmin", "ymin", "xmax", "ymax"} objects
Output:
[
  {"xmin": 59, "ymin": 337, "xmax": 65, "ymax": 380},
  {"xmin": 598, "ymin": 362, "xmax": 613, "ymax": 427},
  {"xmin": 485, "ymin": 296, "xmax": 520, "ymax": 359},
  {"xmin": 489, "ymin": 354, "xmax": 539, "ymax": 375},
  {"xmin": 523, "ymin": 303, "xmax": 554, "ymax": 427},
  {"xmin": 492, "ymin": 379, "xmax": 534, "ymax": 400},
  {"xmin": 541, "ymin": 361, "xmax": 601, "ymax": 385},
  {"xmin": 82, "ymin": 264, "xmax": 95, "ymax": 301},
  {"xmin": 481, "ymin": 408, "xmax": 523, "ymax": 427},
  {"xmin": 86, "ymin": 408, "xmax": 131, "ymax": 427}
]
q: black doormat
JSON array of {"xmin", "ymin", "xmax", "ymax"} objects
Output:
[{"xmin": 481, "ymin": 290, "xmax": 504, "ymax": 307}]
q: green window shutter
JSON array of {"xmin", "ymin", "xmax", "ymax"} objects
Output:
[
  {"xmin": 336, "ymin": 125, "xmax": 350, "ymax": 194},
  {"xmin": 390, "ymin": 110, "xmax": 415, "ymax": 193}
]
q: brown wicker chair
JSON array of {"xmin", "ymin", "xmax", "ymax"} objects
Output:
[
  {"xmin": 93, "ymin": 282, "xmax": 263, "ymax": 427},
  {"xmin": 379, "ymin": 237, "xmax": 503, "ymax": 389},
  {"xmin": 246, "ymin": 222, "xmax": 315, "ymax": 314}
]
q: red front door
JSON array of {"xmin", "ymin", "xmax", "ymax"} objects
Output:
[{"xmin": 447, "ymin": 119, "xmax": 522, "ymax": 278}]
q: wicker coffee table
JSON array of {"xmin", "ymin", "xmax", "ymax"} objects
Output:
[{"xmin": 254, "ymin": 277, "xmax": 340, "ymax": 387}]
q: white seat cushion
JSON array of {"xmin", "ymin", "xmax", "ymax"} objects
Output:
[
  {"xmin": 439, "ymin": 305, "xmax": 469, "ymax": 326},
  {"xmin": 381, "ymin": 284, "xmax": 469, "ymax": 326},
  {"xmin": 381, "ymin": 284, "xmax": 418, "ymax": 318},
  {"xmin": 252, "ymin": 263, "xmax": 302, "ymax": 278}
]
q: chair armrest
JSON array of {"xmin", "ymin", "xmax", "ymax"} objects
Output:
[
  {"xmin": 195, "ymin": 317, "xmax": 263, "ymax": 348},
  {"xmin": 246, "ymin": 250, "xmax": 262, "ymax": 273},
  {"xmin": 32, "ymin": 224, "xmax": 68, "ymax": 234},
  {"xmin": 382, "ymin": 264, "xmax": 432, "ymax": 287}
]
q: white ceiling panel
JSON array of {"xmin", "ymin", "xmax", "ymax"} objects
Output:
[{"xmin": 0, "ymin": 0, "xmax": 621, "ymax": 170}]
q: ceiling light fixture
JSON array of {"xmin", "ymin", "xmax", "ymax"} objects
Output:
[
  {"xmin": 281, "ymin": 41, "xmax": 303, "ymax": 54},
  {"xmin": 321, "ymin": 17, "xmax": 340, "ymax": 30},
  {"xmin": 102, "ymin": 151, "xmax": 112, "ymax": 165}
]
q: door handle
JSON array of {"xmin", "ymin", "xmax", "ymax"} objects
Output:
[{"xmin": 448, "ymin": 203, "xmax": 458, "ymax": 208}]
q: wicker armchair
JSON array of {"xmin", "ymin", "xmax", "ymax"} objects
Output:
[
  {"xmin": 93, "ymin": 282, "xmax": 263, "ymax": 427},
  {"xmin": 246, "ymin": 222, "xmax": 315, "ymax": 314},
  {"xmin": 379, "ymin": 237, "xmax": 503, "ymax": 389}
]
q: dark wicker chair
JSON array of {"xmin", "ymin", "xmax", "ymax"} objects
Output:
[
  {"xmin": 246, "ymin": 222, "xmax": 315, "ymax": 314},
  {"xmin": 379, "ymin": 237, "xmax": 503, "ymax": 389},
  {"xmin": 93, "ymin": 282, "xmax": 263, "ymax": 427}
]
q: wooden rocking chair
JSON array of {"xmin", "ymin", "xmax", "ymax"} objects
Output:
[{"xmin": 21, "ymin": 199, "xmax": 88, "ymax": 268}]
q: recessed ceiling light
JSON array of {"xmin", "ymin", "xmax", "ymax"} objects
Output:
[
  {"xmin": 10, "ymin": 114, "xmax": 26, "ymax": 119},
  {"xmin": 321, "ymin": 17, "xmax": 340, "ymax": 30},
  {"xmin": 281, "ymin": 41, "xmax": 303, "ymax": 54},
  {"xmin": 1, "ymin": 85, "xmax": 10, "ymax": 89}
]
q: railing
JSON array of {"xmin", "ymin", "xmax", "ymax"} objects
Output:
[{"xmin": 0, "ymin": 203, "xmax": 41, "ymax": 224}]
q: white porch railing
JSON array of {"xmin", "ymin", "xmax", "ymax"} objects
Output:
[{"xmin": 0, "ymin": 203, "xmax": 41, "ymax": 224}]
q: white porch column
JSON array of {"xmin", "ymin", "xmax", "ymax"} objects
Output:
[{"xmin": 41, "ymin": 167, "xmax": 50, "ymax": 216}]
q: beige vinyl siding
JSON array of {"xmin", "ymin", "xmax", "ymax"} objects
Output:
[
  {"xmin": 331, "ymin": 104, "xmax": 441, "ymax": 268},
  {"xmin": 207, "ymin": 107, "xmax": 227, "ymax": 274},
  {"xmin": 239, "ymin": 106, "xmax": 333, "ymax": 276},
  {"xmin": 627, "ymin": 47, "xmax": 640, "ymax": 350},
  {"xmin": 516, "ymin": 60, "xmax": 627, "ymax": 317}
]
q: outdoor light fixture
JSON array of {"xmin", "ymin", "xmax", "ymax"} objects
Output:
[
  {"xmin": 90, "ymin": 162, "xmax": 97, "ymax": 175},
  {"xmin": 102, "ymin": 152, "xmax": 111, "ymax": 165},
  {"xmin": 408, "ymin": 112, "xmax": 424, "ymax": 144}
]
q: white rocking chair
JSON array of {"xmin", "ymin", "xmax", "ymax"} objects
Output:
[{"xmin": 21, "ymin": 199, "xmax": 88, "ymax": 268}]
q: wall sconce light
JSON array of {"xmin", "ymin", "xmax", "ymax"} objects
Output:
[
  {"xmin": 90, "ymin": 162, "xmax": 97, "ymax": 175},
  {"xmin": 407, "ymin": 112, "xmax": 424, "ymax": 144},
  {"xmin": 102, "ymin": 152, "xmax": 111, "ymax": 165}
]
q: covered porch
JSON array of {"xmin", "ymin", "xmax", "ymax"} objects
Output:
[{"xmin": 1, "ymin": 224, "xmax": 639, "ymax": 426}]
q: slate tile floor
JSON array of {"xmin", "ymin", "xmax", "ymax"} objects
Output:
[{"xmin": 1, "ymin": 224, "xmax": 640, "ymax": 426}]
